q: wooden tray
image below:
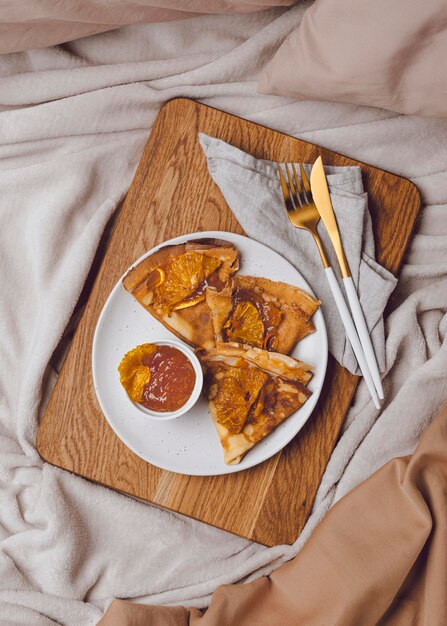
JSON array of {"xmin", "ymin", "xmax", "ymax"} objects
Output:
[{"xmin": 37, "ymin": 98, "xmax": 420, "ymax": 546}]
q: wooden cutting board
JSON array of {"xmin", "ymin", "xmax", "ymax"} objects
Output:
[{"xmin": 37, "ymin": 98, "xmax": 421, "ymax": 546}]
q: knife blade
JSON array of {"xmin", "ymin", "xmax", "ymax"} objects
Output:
[{"xmin": 310, "ymin": 156, "xmax": 350, "ymax": 278}]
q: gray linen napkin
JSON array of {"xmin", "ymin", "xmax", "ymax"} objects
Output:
[{"xmin": 199, "ymin": 133, "xmax": 397, "ymax": 375}]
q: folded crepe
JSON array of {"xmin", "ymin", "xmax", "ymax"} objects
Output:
[
  {"xmin": 206, "ymin": 275, "xmax": 319, "ymax": 354},
  {"xmin": 122, "ymin": 239, "xmax": 239, "ymax": 350},
  {"xmin": 200, "ymin": 342, "xmax": 313, "ymax": 464}
]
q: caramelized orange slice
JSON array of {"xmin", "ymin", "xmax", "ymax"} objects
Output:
[
  {"xmin": 118, "ymin": 344, "xmax": 156, "ymax": 402},
  {"xmin": 214, "ymin": 377, "xmax": 248, "ymax": 433},
  {"xmin": 172, "ymin": 294, "xmax": 206, "ymax": 311},
  {"xmin": 248, "ymin": 386, "xmax": 266, "ymax": 423},
  {"xmin": 156, "ymin": 252, "xmax": 222, "ymax": 308},
  {"xmin": 225, "ymin": 301, "xmax": 264, "ymax": 347},
  {"xmin": 231, "ymin": 366, "xmax": 268, "ymax": 403},
  {"xmin": 214, "ymin": 366, "xmax": 268, "ymax": 433},
  {"xmin": 146, "ymin": 267, "xmax": 165, "ymax": 290}
]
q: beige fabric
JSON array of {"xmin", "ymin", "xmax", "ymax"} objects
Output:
[
  {"xmin": 100, "ymin": 601, "xmax": 192, "ymax": 625},
  {"xmin": 0, "ymin": 0, "xmax": 295, "ymax": 54},
  {"xmin": 100, "ymin": 404, "xmax": 447, "ymax": 625},
  {"xmin": 259, "ymin": 0, "xmax": 447, "ymax": 118}
]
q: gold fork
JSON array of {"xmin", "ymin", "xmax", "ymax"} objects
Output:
[{"xmin": 278, "ymin": 163, "xmax": 380, "ymax": 409}]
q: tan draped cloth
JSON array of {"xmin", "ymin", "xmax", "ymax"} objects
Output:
[{"xmin": 99, "ymin": 404, "xmax": 447, "ymax": 626}]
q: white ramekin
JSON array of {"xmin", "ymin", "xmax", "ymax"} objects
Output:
[{"xmin": 130, "ymin": 339, "xmax": 203, "ymax": 421}]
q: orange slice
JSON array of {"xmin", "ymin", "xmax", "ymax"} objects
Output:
[
  {"xmin": 214, "ymin": 377, "xmax": 249, "ymax": 433},
  {"xmin": 156, "ymin": 252, "xmax": 222, "ymax": 308},
  {"xmin": 118, "ymin": 344, "xmax": 156, "ymax": 402},
  {"xmin": 248, "ymin": 386, "xmax": 265, "ymax": 423},
  {"xmin": 146, "ymin": 267, "xmax": 165, "ymax": 290},
  {"xmin": 172, "ymin": 294, "xmax": 206, "ymax": 311},
  {"xmin": 230, "ymin": 366, "xmax": 268, "ymax": 403},
  {"xmin": 215, "ymin": 366, "xmax": 268, "ymax": 433},
  {"xmin": 225, "ymin": 301, "xmax": 264, "ymax": 347}
]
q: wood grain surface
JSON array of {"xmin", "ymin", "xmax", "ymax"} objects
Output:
[{"xmin": 36, "ymin": 98, "xmax": 421, "ymax": 546}]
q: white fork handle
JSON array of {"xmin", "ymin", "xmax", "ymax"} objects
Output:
[
  {"xmin": 343, "ymin": 277, "xmax": 384, "ymax": 400},
  {"xmin": 324, "ymin": 267, "xmax": 380, "ymax": 409}
]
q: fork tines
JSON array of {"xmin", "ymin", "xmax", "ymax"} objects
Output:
[{"xmin": 278, "ymin": 162, "xmax": 311, "ymax": 211}]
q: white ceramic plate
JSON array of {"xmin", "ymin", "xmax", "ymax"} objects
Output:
[{"xmin": 92, "ymin": 231, "xmax": 328, "ymax": 476}]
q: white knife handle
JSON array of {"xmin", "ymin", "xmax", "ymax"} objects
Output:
[
  {"xmin": 343, "ymin": 277, "xmax": 384, "ymax": 400},
  {"xmin": 324, "ymin": 267, "xmax": 380, "ymax": 409}
]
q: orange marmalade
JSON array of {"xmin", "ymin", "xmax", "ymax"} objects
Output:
[{"xmin": 119, "ymin": 343, "xmax": 196, "ymax": 412}]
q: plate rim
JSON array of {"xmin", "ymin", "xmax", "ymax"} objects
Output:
[{"xmin": 92, "ymin": 230, "xmax": 328, "ymax": 476}]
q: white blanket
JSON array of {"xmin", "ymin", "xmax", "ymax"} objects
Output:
[{"xmin": 1, "ymin": 5, "xmax": 446, "ymax": 625}]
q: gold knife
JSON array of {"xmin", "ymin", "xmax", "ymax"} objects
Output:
[{"xmin": 310, "ymin": 156, "xmax": 384, "ymax": 399}]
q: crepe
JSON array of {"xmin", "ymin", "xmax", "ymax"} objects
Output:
[
  {"xmin": 122, "ymin": 239, "xmax": 239, "ymax": 350},
  {"xmin": 200, "ymin": 342, "xmax": 313, "ymax": 465},
  {"xmin": 206, "ymin": 275, "xmax": 320, "ymax": 354}
]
